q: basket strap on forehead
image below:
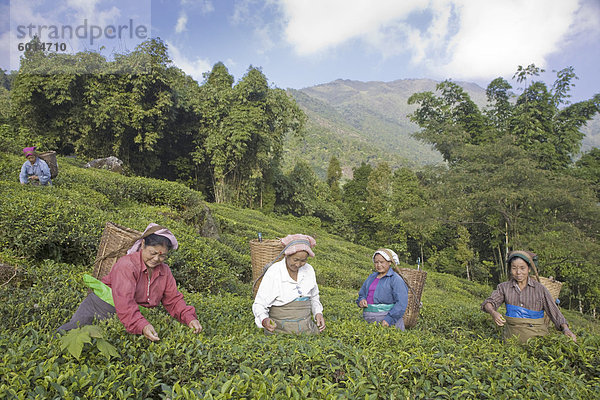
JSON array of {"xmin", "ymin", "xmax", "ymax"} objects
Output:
[
  {"xmin": 252, "ymin": 239, "xmax": 309, "ymax": 292},
  {"xmin": 286, "ymin": 239, "xmax": 311, "ymax": 248},
  {"xmin": 141, "ymin": 225, "xmax": 167, "ymax": 239}
]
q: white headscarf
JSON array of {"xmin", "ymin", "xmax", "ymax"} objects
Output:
[{"xmin": 372, "ymin": 248, "xmax": 399, "ymax": 265}]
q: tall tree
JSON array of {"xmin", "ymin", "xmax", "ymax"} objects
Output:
[
  {"xmin": 343, "ymin": 162, "xmax": 373, "ymax": 245},
  {"xmin": 572, "ymin": 148, "xmax": 600, "ymax": 200},
  {"xmin": 79, "ymin": 39, "xmax": 177, "ymax": 174},
  {"xmin": 327, "ymin": 156, "xmax": 342, "ymax": 203},
  {"xmin": 409, "ymin": 65, "xmax": 600, "ymax": 170},
  {"xmin": 11, "ymin": 38, "xmax": 184, "ymax": 175},
  {"xmin": 485, "ymin": 77, "xmax": 513, "ymax": 134},
  {"xmin": 198, "ymin": 65, "xmax": 305, "ymax": 205},
  {"xmin": 408, "ymin": 80, "xmax": 486, "ymax": 163}
]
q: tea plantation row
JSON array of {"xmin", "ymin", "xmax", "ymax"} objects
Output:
[{"xmin": 1, "ymin": 153, "xmax": 599, "ymax": 399}]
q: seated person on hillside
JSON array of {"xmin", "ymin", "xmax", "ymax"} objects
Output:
[
  {"xmin": 252, "ymin": 234, "xmax": 325, "ymax": 335},
  {"xmin": 19, "ymin": 146, "xmax": 52, "ymax": 186},
  {"xmin": 482, "ymin": 250, "xmax": 576, "ymax": 343},
  {"xmin": 58, "ymin": 223, "xmax": 202, "ymax": 341},
  {"xmin": 357, "ymin": 248, "xmax": 409, "ymax": 330}
]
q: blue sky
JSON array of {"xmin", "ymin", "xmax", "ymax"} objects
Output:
[{"xmin": 2, "ymin": 0, "xmax": 599, "ymax": 103}]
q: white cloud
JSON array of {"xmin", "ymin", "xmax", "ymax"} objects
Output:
[
  {"xmin": 279, "ymin": 0, "xmax": 423, "ymax": 56},
  {"xmin": 4, "ymin": 1, "xmax": 58, "ymax": 70},
  {"xmin": 231, "ymin": 0, "xmax": 256, "ymax": 25},
  {"xmin": 175, "ymin": 12, "xmax": 188, "ymax": 33},
  {"xmin": 6, "ymin": 0, "xmax": 151, "ymax": 61},
  {"xmin": 231, "ymin": 0, "xmax": 280, "ymax": 54},
  {"xmin": 66, "ymin": 0, "xmax": 102, "ymax": 17},
  {"xmin": 182, "ymin": 0, "xmax": 214, "ymax": 14},
  {"xmin": 253, "ymin": 25, "xmax": 275, "ymax": 54},
  {"xmin": 167, "ymin": 40, "xmax": 211, "ymax": 82},
  {"xmin": 174, "ymin": 1, "xmax": 214, "ymax": 36},
  {"xmin": 439, "ymin": 0, "xmax": 581, "ymax": 79},
  {"xmin": 275, "ymin": 0, "xmax": 594, "ymax": 80},
  {"xmin": 0, "ymin": 2, "xmax": 10, "ymax": 72}
]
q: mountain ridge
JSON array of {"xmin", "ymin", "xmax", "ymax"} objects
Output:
[{"xmin": 284, "ymin": 78, "xmax": 598, "ymax": 178}]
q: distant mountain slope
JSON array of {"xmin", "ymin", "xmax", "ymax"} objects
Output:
[
  {"xmin": 284, "ymin": 78, "xmax": 599, "ymax": 179},
  {"xmin": 581, "ymin": 116, "xmax": 600, "ymax": 151},
  {"xmin": 284, "ymin": 78, "xmax": 489, "ymax": 178}
]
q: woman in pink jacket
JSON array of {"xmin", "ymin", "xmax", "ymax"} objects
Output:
[{"xmin": 58, "ymin": 224, "xmax": 202, "ymax": 341}]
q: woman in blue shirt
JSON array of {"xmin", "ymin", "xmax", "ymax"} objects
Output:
[
  {"xmin": 19, "ymin": 146, "xmax": 52, "ymax": 186},
  {"xmin": 357, "ymin": 248, "xmax": 409, "ymax": 330}
]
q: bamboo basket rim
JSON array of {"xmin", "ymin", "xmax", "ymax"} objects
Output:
[
  {"xmin": 92, "ymin": 222, "xmax": 142, "ymax": 279},
  {"xmin": 535, "ymin": 276, "xmax": 563, "ymax": 301},
  {"xmin": 528, "ymin": 257, "xmax": 563, "ymax": 301}
]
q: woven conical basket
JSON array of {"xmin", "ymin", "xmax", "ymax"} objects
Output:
[
  {"xmin": 249, "ymin": 239, "xmax": 285, "ymax": 297},
  {"xmin": 92, "ymin": 222, "xmax": 141, "ymax": 279},
  {"xmin": 394, "ymin": 267, "xmax": 427, "ymax": 328}
]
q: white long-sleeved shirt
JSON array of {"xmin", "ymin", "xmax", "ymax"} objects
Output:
[{"xmin": 252, "ymin": 258, "xmax": 323, "ymax": 328}]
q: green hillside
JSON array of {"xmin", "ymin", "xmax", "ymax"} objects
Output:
[
  {"xmin": 284, "ymin": 79, "xmax": 487, "ymax": 177},
  {"xmin": 1, "ymin": 154, "xmax": 599, "ymax": 399},
  {"xmin": 285, "ymin": 78, "xmax": 600, "ymax": 179}
]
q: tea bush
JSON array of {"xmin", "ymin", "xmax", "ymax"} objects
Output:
[
  {"xmin": 2, "ymin": 286, "xmax": 598, "ymax": 399},
  {"xmin": 0, "ymin": 182, "xmax": 107, "ymax": 264},
  {"xmin": 0, "ymin": 153, "xmax": 204, "ymax": 210},
  {"xmin": 55, "ymin": 158, "xmax": 205, "ymax": 210},
  {"xmin": 1, "ymin": 151, "xmax": 599, "ymax": 399}
]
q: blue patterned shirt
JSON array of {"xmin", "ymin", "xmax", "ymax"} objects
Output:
[{"xmin": 20, "ymin": 158, "xmax": 52, "ymax": 185}]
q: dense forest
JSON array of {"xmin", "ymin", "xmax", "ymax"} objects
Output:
[{"xmin": 1, "ymin": 38, "xmax": 599, "ymax": 318}]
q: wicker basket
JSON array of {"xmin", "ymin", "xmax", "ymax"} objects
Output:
[
  {"xmin": 395, "ymin": 267, "xmax": 427, "ymax": 328},
  {"xmin": 92, "ymin": 222, "xmax": 142, "ymax": 279},
  {"xmin": 38, "ymin": 151, "xmax": 59, "ymax": 179},
  {"xmin": 536, "ymin": 276, "xmax": 563, "ymax": 302},
  {"xmin": 528, "ymin": 260, "xmax": 563, "ymax": 302},
  {"xmin": 249, "ymin": 239, "xmax": 285, "ymax": 297}
]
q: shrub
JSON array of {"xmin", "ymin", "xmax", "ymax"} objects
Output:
[
  {"xmin": 56, "ymin": 158, "xmax": 204, "ymax": 210},
  {"xmin": 0, "ymin": 182, "xmax": 106, "ymax": 264}
]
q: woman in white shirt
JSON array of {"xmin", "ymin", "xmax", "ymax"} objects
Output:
[{"xmin": 252, "ymin": 234, "xmax": 325, "ymax": 334}]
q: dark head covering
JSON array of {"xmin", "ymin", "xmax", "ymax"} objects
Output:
[{"xmin": 507, "ymin": 250, "xmax": 538, "ymax": 269}]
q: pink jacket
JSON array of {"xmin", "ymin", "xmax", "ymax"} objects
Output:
[{"xmin": 102, "ymin": 252, "xmax": 197, "ymax": 334}]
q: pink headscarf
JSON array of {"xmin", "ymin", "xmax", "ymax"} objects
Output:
[
  {"xmin": 127, "ymin": 223, "xmax": 179, "ymax": 254},
  {"xmin": 281, "ymin": 234, "xmax": 316, "ymax": 257},
  {"xmin": 23, "ymin": 146, "xmax": 36, "ymax": 157}
]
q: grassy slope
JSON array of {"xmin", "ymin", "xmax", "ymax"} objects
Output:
[{"xmin": 1, "ymin": 154, "xmax": 599, "ymax": 399}]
